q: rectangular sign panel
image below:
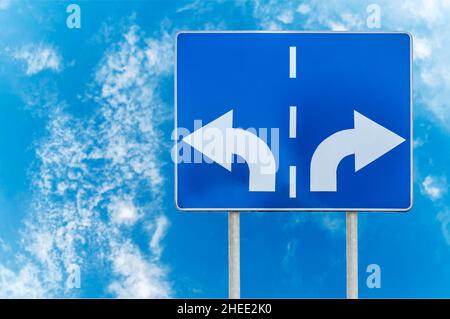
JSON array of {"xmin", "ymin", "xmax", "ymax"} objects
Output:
[{"xmin": 175, "ymin": 32, "xmax": 412, "ymax": 211}]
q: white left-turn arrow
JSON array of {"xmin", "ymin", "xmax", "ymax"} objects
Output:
[{"xmin": 182, "ymin": 110, "xmax": 277, "ymax": 192}]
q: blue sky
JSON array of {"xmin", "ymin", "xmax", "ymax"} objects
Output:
[{"xmin": 0, "ymin": 0, "xmax": 449, "ymax": 298}]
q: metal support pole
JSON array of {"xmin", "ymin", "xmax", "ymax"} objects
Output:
[
  {"xmin": 346, "ymin": 211, "xmax": 358, "ymax": 299},
  {"xmin": 228, "ymin": 211, "xmax": 240, "ymax": 299}
]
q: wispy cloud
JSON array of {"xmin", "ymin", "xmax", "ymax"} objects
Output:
[
  {"xmin": 176, "ymin": 0, "xmax": 203, "ymax": 13},
  {"xmin": 276, "ymin": 9, "xmax": 294, "ymax": 24},
  {"xmin": 396, "ymin": 1, "xmax": 450, "ymax": 127},
  {"xmin": 108, "ymin": 197, "xmax": 140, "ymax": 226},
  {"xmin": 282, "ymin": 239, "xmax": 298, "ymax": 270},
  {"xmin": 296, "ymin": 3, "xmax": 311, "ymax": 15},
  {"xmin": 420, "ymin": 174, "xmax": 449, "ymax": 244},
  {"xmin": 0, "ymin": 23, "xmax": 173, "ymax": 298},
  {"xmin": 290, "ymin": 213, "xmax": 345, "ymax": 235},
  {"xmin": 150, "ymin": 215, "xmax": 169, "ymax": 260},
  {"xmin": 421, "ymin": 175, "xmax": 447, "ymax": 201},
  {"xmin": 12, "ymin": 43, "xmax": 62, "ymax": 76},
  {"xmin": 252, "ymin": 0, "xmax": 363, "ymax": 31},
  {"xmin": 0, "ymin": 264, "xmax": 47, "ymax": 298},
  {"xmin": 108, "ymin": 240, "xmax": 170, "ymax": 298},
  {"xmin": 437, "ymin": 210, "xmax": 450, "ymax": 245},
  {"xmin": 0, "ymin": 0, "xmax": 10, "ymax": 10},
  {"xmin": 252, "ymin": 0, "xmax": 298, "ymax": 30}
]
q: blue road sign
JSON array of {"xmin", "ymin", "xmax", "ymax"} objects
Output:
[{"xmin": 175, "ymin": 32, "xmax": 412, "ymax": 211}]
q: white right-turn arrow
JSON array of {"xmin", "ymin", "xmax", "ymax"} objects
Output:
[{"xmin": 310, "ymin": 110, "xmax": 406, "ymax": 192}]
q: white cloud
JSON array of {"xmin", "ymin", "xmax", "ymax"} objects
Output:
[
  {"xmin": 109, "ymin": 198, "xmax": 140, "ymax": 226},
  {"xmin": 253, "ymin": 0, "xmax": 364, "ymax": 31},
  {"xmin": 414, "ymin": 37, "xmax": 432, "ymax": 60},
  {"xmin": 253, "ymin": 0, "xmax": 299, "ymax": 30},
  {"xmin": 437, "ymin": 210, "xmax": 450, "ymax": 245},
  {"xmin": 413, "ymin": 137, "xmax": 425, "ymax": 148},
  {"xmin": 282, "ymin": 239, "xmax": 298, "ymax": 270},
  {"xmin": 296, "ymin": 3, "xmax": 310, "ymax": 14},
  {"xmin": 290, "ymin": 213, "xmax": 344, "ymax": 235},
  {"xmin": 12, "ymin": 43, "xmax": 62, "ymax": 76},
  {"xmin": 0, "ymin": 0, "xmax": 10, "ymax": 10},
  {"xmin": 277, "ymin": 10, "xmax": 294, "ymax": 24},
  {"xmin": 0, "ymin": 23, "xmax": 173, "ymax": 298},
  {"xmin": 402, "ymin": 0, "xmax": 447, "ymax": 25},
  {"xmin": 0, "ymin": 264, "xmax": 48, "ymax": 298},
  {"xmin": 319, "ymin": 214, "xmax": 344, "ymax": 234},
  {"xmin": 150, "ymin": 215, "xmax": 169, "ymax": 259},
  {"xmin": 386, "ymin": 0, "xmax": 450, "ymax": 127},
  {"xmin": 328, "ymin": 21, "xmax": 348, "ymax": 31},
  {"xmin": 326, "ymin": 12, "xmax": 363, "ymax": 31},
  {"xmin": 0, "ymin": 0, "xmax": 9, "ymax": 10},
  {"xmin": 0, "ymin": 238, "xmax": 10, "ymax": 253},
  {"xmin": 176, "ymin": 0, "xmax": 202, "ymax": 13},
  {"xmin": 421, "ymin": 175, "xmax": 447, "ymax": 201},
  {"xmin": 108, "ymin": 240, "xmax": 171, "ymax": 298}
]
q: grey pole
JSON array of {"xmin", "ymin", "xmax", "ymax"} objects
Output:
[
  {"xmin": 228, "ymin": 211, "xmax": 240, "ymax": 299},
  {"xmin": 346, "ymin": 211, "xmax": 358, "ymax": 299}
]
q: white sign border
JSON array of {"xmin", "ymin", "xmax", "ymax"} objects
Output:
[{"xmin": 174, "ymin": 31, "xmax": 413, "ymax": 212}]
